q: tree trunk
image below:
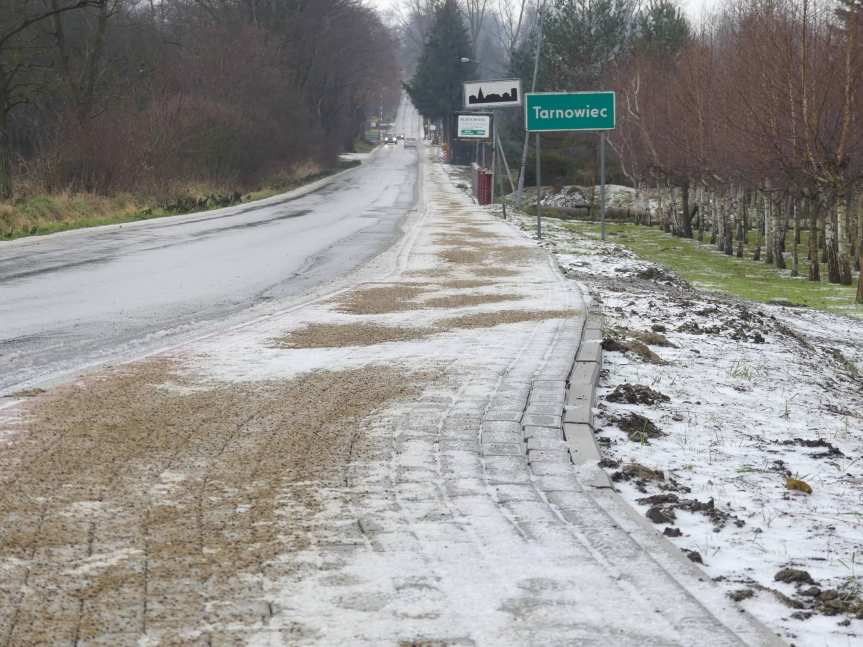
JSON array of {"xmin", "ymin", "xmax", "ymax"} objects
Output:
[
  {"xmin": 753, "ymin": 192, "xmax": 762, "ymax": 261},
  {"xmin": 857, "ymin": 250, "xmax": 863, "ymax": 304},
  {"xmin": 856, "ymin": 192, "xmax": 863, "ymax": 272},
  {"xmin": 808, "ymin": 199, "xmax": 820, "ymax": 282},
  {"xmin": 723, "ymin": 191, "xmax": 733, "ymax": 256},
  {"xmin": 791, "ymin": 200, "xmax": 799, "ymax": 277},
  {"xmin": 774, "ymin": 200, "xmax": 786, "ymax": 270},
  {"xmin": 736, "ymin": 188, "xmax": 745, "ymax": 257},
  {"xmin": 826, "ymin": 198, "xmax": 841, "ymax": 284},
  {"xmin": 0, "ymin": 109, "xmax": 11, "ymax": 200},
  {"xmin": 680, "ymin": 180, "xmax": 693, "ymax": 238},
  {"xmin": 765, "ymin": 191, "xmax": 774, "ymax": 265},
  {"xmin": 836, "ymin": 190, "xmax": 853, "ymax": 285},
  {"xmin": 664, "ymin": 187, "xmax": 676, "ymax": 234},
  {"xmin": 711, "ymin": 193, "xmax": 719, "ymax": 245}
]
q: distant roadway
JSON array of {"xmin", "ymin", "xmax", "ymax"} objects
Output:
[{"xmin": 0, "ymin": 98, "xmax": 422, "ymax": 392}]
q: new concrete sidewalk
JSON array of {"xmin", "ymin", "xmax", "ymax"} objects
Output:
[{"xmin": 0, "ymin": 148, "xmax": 784, "ymax": 646}]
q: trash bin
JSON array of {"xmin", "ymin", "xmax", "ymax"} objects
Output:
[{"xmin": 477, "ymin": 168, "xmax": 493, "ymax": 205}]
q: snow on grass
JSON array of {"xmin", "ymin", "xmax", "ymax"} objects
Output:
[{"xmin": 509, "ymin": 212, "xmax": 863, "ymax": 647}]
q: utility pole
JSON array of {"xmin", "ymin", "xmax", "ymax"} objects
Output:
[{"xmin": 516, "ymin": 1, "xmax": 545, "ymax": 203}]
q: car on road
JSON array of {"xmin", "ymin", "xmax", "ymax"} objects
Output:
[
  {"xmin": 385, "ymin": 135, "xmax": 396, "ymax": 144},
  {"xmin": 404, "ymin": 137, "xmax": 417, "ymax": 149}
]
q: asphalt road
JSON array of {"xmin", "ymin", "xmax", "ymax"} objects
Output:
[{"xmin": 0, "ymin": 99, "xmax": 422, "ymax": 392}]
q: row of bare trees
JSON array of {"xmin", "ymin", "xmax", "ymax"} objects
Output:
[
  {"xmin": 609, "ymin": 0, "xmax": 863, "ymax": 300},
  {"xmin": 0, "ymin": 0, "xmax": 401, "ymax": 200}
]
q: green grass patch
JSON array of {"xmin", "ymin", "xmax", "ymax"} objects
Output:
[
  {"xmin": 0, "ymin": 160, "xmax": 360, "ymax": 241},
  {"xmin": 354, "ymin": 136, "xmax": 378, "ymax": 153},
  {"xmin": 564, "ymin": 221, "xmax": 863, "ymax": 317}
]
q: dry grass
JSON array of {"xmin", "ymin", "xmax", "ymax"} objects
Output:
[
  {"xmin": 437, "ymin": 247, "xmax": 492, "ymax": 265},
  {"xmin": 433, "ymin": 235, "xmax": 487, "ymax": 247},
  {"xmin": 334, "ymin": 284, "xmax": 430, "ymax": 314},
  {"xmin": 492, "ymin": 245, "xmax": 539, "ymax": 262},
  {"xmin": 437, "ymin": 243, "xmax": 538, "ymax": 268},
  {"xmin": 474, "ymin": 267, "xmax": 521, "ymax": 277},
  {"xmin": 437, "ymin": 309, "xmax": 580, "ymax": 331},
  {"xmin": 0, "ymin": 359, "xmax": 424, "ymax": 641},
  {"xmin": 421, "ymin": 293, "xmax": 524, "ymax": 309},
  {"xmin": 455, "ymin": 226, "xmax": 494, "ymax": 237},
  {"xmin": 273, "ymin": 322, "xmax": 429, "ymax": 348},
  {"xmin": 405, "ymin": 268, "xmax": 453, "ymax": 279},
  {"xmin": 440, "ymin": 279, "xmax": 495, "ymax": 289}
]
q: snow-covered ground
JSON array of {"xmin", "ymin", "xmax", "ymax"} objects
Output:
[{"xmin": 507, "ymin": 211, "xmax": 863, "ymax": 647}]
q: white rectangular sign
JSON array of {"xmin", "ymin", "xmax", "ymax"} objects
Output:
[
  {"xmin": 464, "ymin": 79, "xmax": 522, "ymax": 109},
  {"xmin": 456, "ymin": 113, "xmax": 492, "ymax": 139}
]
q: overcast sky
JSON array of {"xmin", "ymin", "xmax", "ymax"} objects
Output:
[{"xmin": 367, "ymin": 0, "xmax": 719, "ymax": 22}]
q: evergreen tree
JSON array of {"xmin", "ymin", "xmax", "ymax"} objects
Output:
[
  {"xmin": 635, "ymin": 0, "xmax": 690, "ymax": 59},
  {"xmin": 405, "ymin": 0, "xmax": 475, "ymax": 132}
]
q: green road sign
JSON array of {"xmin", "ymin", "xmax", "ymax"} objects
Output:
[{"xmin": 525, "ymin": 91, "xmax": 615, "ymax": 132}]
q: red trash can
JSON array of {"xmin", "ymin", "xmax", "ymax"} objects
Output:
[{"xmin": 478, "ymin": 169, "xmax": 492, "ymax": 205}]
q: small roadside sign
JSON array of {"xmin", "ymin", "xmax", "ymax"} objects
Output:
[
  {"xmin": 456, "ymin": 113, "xmax": 493, "ymax": 141},
  {"xmin": 464, "ymin": 79, "xmax": 522, "ymax": 109},
  {"xmin": 525, "ymin": 91, "xmax": 615, "ymax": 132}
]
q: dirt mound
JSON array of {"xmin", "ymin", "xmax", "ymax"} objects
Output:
[
  {"xmin": 609, "ymin": 412, "xmax": 664, "ymax": 442},
  {"xmin": 606, "ymin": 384, "xmax": 670, "ymax": 405}
]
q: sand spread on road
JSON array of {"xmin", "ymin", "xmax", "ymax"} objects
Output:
[{"xmin": 0, "ymin": 360, "xmax": 425, "ymax": 644}]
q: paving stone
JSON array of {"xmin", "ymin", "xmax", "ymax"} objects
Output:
[
  {"xmin": 491, "ymin": 484, "xmax": 542, "ymax": 503},
  {"xmin": 527, "ymin": 448, "xmax": 571, "ymax": 463},
  {"xmin": 484, "ymin": 410, "xmax": 523, "ymax": 423},
  {"xmin": 482, "ymin": 442, "xmax": 524, "ymax": 456},
  {"xmin": 523, "ymin": 426, "xmax": 563, "ymax": 442},
  {"xmin": 438, "ymin": 438, "xmax": 480, "ymax": 452},
  {"xmin": 522, "ymin": 413, "xmax": 562, "ymax": 427},
  {"xmin": 524, "ymin": 403, "xmax": 562, "ymax": 416},
  {"xmin": 529, "ymin": 461, "xmax": 577, "ymax": 476},
  {"xmin": 526, "ymin": 436, "xmax": 567, "ymax": 451},
  {"xmin": 480, "ymin": 420, "xmax": 521, "ymax": 434},
  {"xmin": 528, "ymin": 391, "xmax": 566, "ymax": 406},
  {"xmin": 504, "ymin": 500, "xmax": 561, "ymax": 523},
  {"xmin": 443, "ymin": 478, "xmax": 486, "ymax": 498},
  {"xmin": 545, "ymin": 490, "xmax": 589, "ymax": 511},
  {"xmin": 481, "ymin": 430, "xmax": 523, "ymax": 444}
]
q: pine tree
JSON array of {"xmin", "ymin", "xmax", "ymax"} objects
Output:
[{"xmin": 405, "ymin": 0, "xmax": 475, "ymax": 133}]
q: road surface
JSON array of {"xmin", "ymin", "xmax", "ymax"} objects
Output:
[{"xmin": 0, "ymin": 98, "xmax": 422, "ymax": 393}]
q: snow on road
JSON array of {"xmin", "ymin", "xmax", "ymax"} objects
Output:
[
  {"xmin": 510, "ymin": 211, "xmax": 863, "ymax": 647},
  {"xmin": 0, "ymin": 147, "xmax": 783, "ymax": 646}
]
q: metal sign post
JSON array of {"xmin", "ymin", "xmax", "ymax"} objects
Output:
[
  {"xmin": 536, "ymin": 134, "xmax": 542, "ymax": 239},
  {"xmin": 600, "ymin": 132, "xmax": 607, "ymax": 240},
  {"xmin": 525, "ymin": 91, "xmax": 616, "ymax": 241}
]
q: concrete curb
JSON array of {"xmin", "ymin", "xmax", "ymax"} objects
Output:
[
  {"xmin": 559, "ymin": 302, "xmax": 787, "ymax": 646},
  {"xmin": 562, "ymin": 308, "xmax": 612, "ymax": 489}
]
